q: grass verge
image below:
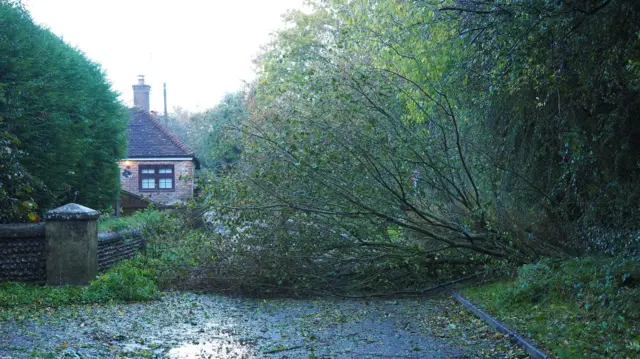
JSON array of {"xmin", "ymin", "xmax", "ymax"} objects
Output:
[
  {"xmin": 0, "ymin": 258, "xmax": 158, "ymax": 319},
  {"xmin": 461, "ymin": 257, "xmax": 640, "ymax": 359}
]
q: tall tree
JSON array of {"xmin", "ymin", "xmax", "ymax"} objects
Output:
[{"xmin": 0, "ymin": 1, "xmax": 127, "ymax": 221}]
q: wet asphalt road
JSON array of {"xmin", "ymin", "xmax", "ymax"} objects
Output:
[{"xmin": 0, "ymin": 292, "xmax": 490, "ymax": 358}]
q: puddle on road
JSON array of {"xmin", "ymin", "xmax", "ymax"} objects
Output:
[
  {"xmin": 167, "ymin": 335, "xmax": 254, "ymax": 359},
  {"xmin": 161, "ymin": 320, "xmax": 255, "ymax": 359}
]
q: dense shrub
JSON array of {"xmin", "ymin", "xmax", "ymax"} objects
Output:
[
  {"xmin": 83, "ymin": 259, "xmax": 158, "ymax": 302},
  {"xmin": 98, "ymin": 209, "xmax": 198, "ymax": 291}
]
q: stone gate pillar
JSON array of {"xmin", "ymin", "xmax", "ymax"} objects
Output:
[{"xmin": 45, "ymin": 203, "xmax": 100, "ymax": 285}]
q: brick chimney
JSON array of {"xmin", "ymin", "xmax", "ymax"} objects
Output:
[{"xmin": 132, "ymin": 75, "xmax": 150, "ymax": 111}]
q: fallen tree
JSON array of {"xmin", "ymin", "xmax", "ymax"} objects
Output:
[{"xmin": 194, "ymin": 0, "xmax": 640, "ymax": 295}]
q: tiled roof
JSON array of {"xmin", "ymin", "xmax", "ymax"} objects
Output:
[{"xmin": 127, "ymin": 108, "xmax": 195, "ymax": 158}]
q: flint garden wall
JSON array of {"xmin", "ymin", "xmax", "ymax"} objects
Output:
[{"xmin": 0, "ymin": 203, "xmax": 146, "ymax": 285}]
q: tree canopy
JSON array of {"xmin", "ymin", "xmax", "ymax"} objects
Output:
[
  {"xmin": 167, "ymin": 91, "xmax": 247, "ymax": 171},
  {"xmin": 0, "ymin": 1, "xmax": 127, "ymax": 222}
]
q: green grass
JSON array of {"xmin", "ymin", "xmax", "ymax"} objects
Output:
[
  {"xmin": 0, "ymin": 258, "xmax": 158, "ymax": 315},
  {"xmin": 461, "ymin": 257, "xmax": 640, "ymax": 359},
  {"xmin": 98, "ymin": 208, "xmax": 166, "ymax": 233},
  {"xmin": 0, "ymin": 282, "xmax": 85, "ymax": 308}
]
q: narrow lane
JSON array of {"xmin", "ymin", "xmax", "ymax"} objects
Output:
[{"xmin": 0, "ymin": 292, "xmax": 525, "ymax": 358}]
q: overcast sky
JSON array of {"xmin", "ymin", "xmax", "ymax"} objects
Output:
[{"xmin": 23, "ymin": 0, "xmax": 305, "ymax": 112}]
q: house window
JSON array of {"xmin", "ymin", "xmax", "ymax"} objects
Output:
[
  {"xmin": 141, "ymin": 178, "xmax": 155, "ymax": 189},
  {"xmin": 139, "ymin": 165, "xmax": 174, "ymax": 191}
]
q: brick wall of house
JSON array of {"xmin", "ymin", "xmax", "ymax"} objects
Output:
[{"xmin": 118, "ymin": 160, "xmax": 194, "ymax": 204}]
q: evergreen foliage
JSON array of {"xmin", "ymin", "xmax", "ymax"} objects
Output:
[{"xmin": 0, "ymin": 1, "xmax": 127, "ymax": 222}]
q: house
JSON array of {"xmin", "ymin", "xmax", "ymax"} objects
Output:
[{"xmin": 118, "ymin": 76, "xmax": 198, "ymax": 212}]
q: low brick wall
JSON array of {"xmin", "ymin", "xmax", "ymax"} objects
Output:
[
  {"xmin": 0, "ymin": 224, "xmax": 147, "ymax": 283},
  {"xmin": 98, "ymin": 230, "xmax": 146, "ymax": 272},
  {"xmin": 0, "ymin": 224, "xmax": 47, "ymax": 283}
]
